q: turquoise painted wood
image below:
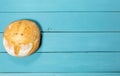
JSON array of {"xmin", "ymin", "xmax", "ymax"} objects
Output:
[
  {"xmin": 0, "ymin": 73, "xmax": 120, "ymax": 76},
  {"xmin": 0, "ymin": 0, "xmax": 120, "ymax": 12},
  {"xmin": 1, "ymin": 13, "xmax": 120, "ymax": 32},
  {"xmin": 0, "ymin": 0, "xmax": 120, "ymax": 75},
  {"xmin": 1, "ymin": 33, "xmax": 120, "ymax": 52},
  {"xmin": 0, "ymin": 53, "xmax": 120, "ymax": 72}
]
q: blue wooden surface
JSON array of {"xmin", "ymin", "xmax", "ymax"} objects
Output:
[
  {"xmin": 0, "ymin": 0, "xmax": 120, "ymax": 76},
  {"xmin": 0, "ymin": 73, "xmax": 120, "ymax": 76},
  {"xmin": 0, "ymin": 53, "xmax": 120, "ymax": 72},
  {"xmin": 0, "ymin": 0, "xmax": 120, "ymax": 11},
  {"xmin": 1, "ymin": 13, "xmax": 120, "ymax": 32}
]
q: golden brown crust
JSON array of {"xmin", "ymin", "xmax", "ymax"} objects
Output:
[{"xmin": 3, "ymin": 20, "xmax": 41, "ymax": 57}]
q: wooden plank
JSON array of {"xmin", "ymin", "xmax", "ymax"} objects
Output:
[
  {"xmin": 0, "ymin": 0, "xmax": 120, "ymax": 12},
  {"xmin": 1, "ymin": 13, "xmax": 120, "ymax": 32},
  {"xmin": 0, "ymin": 53, "xmax": 120, "ymax": 72},
  {"xmin": 1, "ymin": 33, "xmax": 120, "ymax": 52},
  {"xmin": 0, "ymin": 73, "xmax": 120, "ymax": 76}
]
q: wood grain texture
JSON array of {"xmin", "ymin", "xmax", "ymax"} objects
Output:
[
  {"xmin": 0, "ymin": 73, "xmax": 120, "ymax": 76},
  {"xmin": 1, "ymin": 33, "xmax": 120, "ymax": 52},
  {"xmin": 0, "ymin": 13, "xmax": 120, "ymax": 32},
  {"xmin": 0, "ymin": 53, "xmax": 120, "ymax": 72},
  {"xmin": 0, "ymin": 0, "xmax": 120, "ymax": 12}
]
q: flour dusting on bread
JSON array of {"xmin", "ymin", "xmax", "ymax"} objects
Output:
[
  {"xmin": 3, "ymin": 37, "xmax": 15, "ymax": 56},
  {"xmin": 18, "ymin": 43, "xmax": 33, "ymax": 56}
]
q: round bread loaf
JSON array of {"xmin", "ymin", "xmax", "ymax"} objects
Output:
[{"xmin": 3, "ymin": 20, "xmax": 41, "ymax": 57}]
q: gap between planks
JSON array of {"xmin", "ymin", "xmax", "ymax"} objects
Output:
[
  {"xmin": 1, "ymin": 31, "xmax": 120, "ymax": 33},
  {"xmin": 0, "ymin": 71, "xmax": 120, "ymax": 73},
  {"xmin": 1, "ymin": 51, "xmax": 120, "ymax": 53},
  {"xmin": 1, "ymin": 11, "xmax": 120, "ymax": 13}
]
